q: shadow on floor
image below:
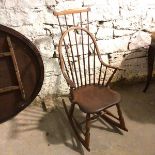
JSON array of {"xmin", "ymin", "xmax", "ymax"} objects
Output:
[
  {"xmin": 39, "ymin": 107, "xmax": 85, "ymax": 154},
  {"xmin": 113, "ymin": 81, "xmax": 155, "ymax": 124},
  {"xmin": 7, "ymin": 82, "xmax": 155, "ymax": 155},
  {"xmin": 8, "ymin": 97, "xmax": 125, "ymax": 154},
  {"xmin": 8, "ymin": 82, "xmax": 155, "ymax": 154},
  {"xmin": 9, "ymin": 105, "xmax": 84, "ymax": 155}
]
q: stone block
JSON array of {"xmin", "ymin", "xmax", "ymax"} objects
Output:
[
  {"xmin": 114, "ymin": 17, "xmax": 142, "ymax": 30},
  {"xmin": 34, "ymin": 36, "xmax": 54, "ymax": 57},
  {"xmin": 129, "ymin": 31, "xmax": 151, "ymax": 50},
  {"xmin": 55, "ymin": 0, "xmax": 82, "ymax": 12},
  {"xmin": 83, "ymin": 0, "xmax": 96, "ymax": 7},
  {"xmin": 96, "ymin": 21, "xmax": 113, "ymax": 29},
  {"xmin": 87, "ymin": 0, "xmax": 120, "ymax": 21},
  {"xmin": 17, "ymin": 0, "xmax": 45, "ymax": 9},
  {"xmin": 43, "ymin": 11, "xmax": 58, "ymax": 25},
  {"xmin": 142, "ymin": 9, "xmax": 155, "ymax": 31},
  {"xmin": 96, "ymin": 27, "xmax": 113, "ymax": 40},
  {"xmin": 0, "ymin": 9, "xmax": 10, "ymax": 25},
  {"xmin": 97, "ymin": 36, "xmax": 130, "ymax": 54},
  {"xmin": 114, "ymin": 29, "xmax": 136, "ymax": 37},
  {"xmin": 0, "ymin": 1, "xmax": 5, "ymax": 9},
  {"xmin": 121, "ymin": 56, "xmax": 147, "ymax": 79},
  {"xmin": 14, "ymin": 25, "xmax": 46, "ymax": 40},
  {"xmin": 45, "ymin": 0, "xmax": 56, "ymax": 6},
  {"xmin": 89, "ymin": 23, "xmax": 98, "ymax": 34}
]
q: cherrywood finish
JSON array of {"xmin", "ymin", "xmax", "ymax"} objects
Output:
[
  {"xmin": 0, "ymin": 24, "xmax": 44, "ymax": 123},
  {"xmin": 7, "ymin": 36, "xmax": 26, "ymax": 100},
  {"xmin": 55, "ymin": 8, "xmax": 127, "ymax": 151}
]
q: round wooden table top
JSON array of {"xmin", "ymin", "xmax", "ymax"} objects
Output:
[{"xmin": 0, "ymin": 24, "xmax": 44, "ymax": 123}]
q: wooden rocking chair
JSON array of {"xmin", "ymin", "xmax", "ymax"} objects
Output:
[{"xmin": 53, "ymin": 8, "xmax": 128, "ymax": 151}]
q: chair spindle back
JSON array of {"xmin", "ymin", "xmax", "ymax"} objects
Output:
[{"xmin": 58, "ymin": 27, "xmax": 115, "ymax": 88}]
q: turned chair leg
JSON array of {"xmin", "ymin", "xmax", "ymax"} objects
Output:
[
  {"xmin": 85, "ymin": 113, "xmax": 91, "ymax": 149},
  {"xmin": 116, "ymin": 103, "xmax": 128, "ymax": 131},
  {"xmin": 63, "ymin": 99, "xmax": 127, "ymax": 151},
  {"xmin": 69, "ymin": 102, "xmax": 75, "ymax": 117},
  {"xmin": 62, "ymin": 99, "xmax": 91, "ymax": 151},
  {"xmin": 99, "ymin": 104, "xmax": 128, "ymax": 132}
]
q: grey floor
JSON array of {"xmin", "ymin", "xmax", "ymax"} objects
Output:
[{"xmin": 0, "ymin": 81, "xmax": 155, "ymax": 155}]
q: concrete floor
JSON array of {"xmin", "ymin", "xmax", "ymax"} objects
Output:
[{"xmin": 0, "ymin": 81, "xmax": 155, "ymax": 155}]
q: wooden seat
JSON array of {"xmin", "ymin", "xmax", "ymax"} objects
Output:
[
  {"xmin": 54, "ymin": 7, "xmax": 128, "ymax": 151},
  {"xmin": 73, "ymin": 85, "xmax": 121, "ymax": 113}
]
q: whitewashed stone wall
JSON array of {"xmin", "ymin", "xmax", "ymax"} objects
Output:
[{"xmin": 0, "ymin": 0, "xmax": 155, "ymax": 100}]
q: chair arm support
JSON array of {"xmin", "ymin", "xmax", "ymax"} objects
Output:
[
  {"xmin": 62, "ymin": 71, "xmax": 76, "ymax": 88},
  {"xmin": 100, "ymin": 60, "xmax": 125, "ymax": 71},
  {"xmin": 99, "ymin": 60, "xmax": 125, "ymax": 86}
]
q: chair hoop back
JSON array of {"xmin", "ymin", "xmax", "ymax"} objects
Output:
[{"xmin": 58, "ymin": 26, "xmax": 116, "ymax": 88}]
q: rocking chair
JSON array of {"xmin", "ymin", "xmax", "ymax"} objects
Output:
[{"xmin": 53, "ymin": 8, "xmax": 128, "ymax": 151}]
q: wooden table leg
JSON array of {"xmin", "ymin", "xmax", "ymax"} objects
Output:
[{"xmin": 143, "ymin": 45, "xmax": 155, "ymax": 92}]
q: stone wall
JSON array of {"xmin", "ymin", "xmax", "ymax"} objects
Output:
[{"xmin": 0, "ymin": 0, "xmax": 155, "ymax": 100}]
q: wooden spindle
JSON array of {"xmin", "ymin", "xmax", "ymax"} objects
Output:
[
  {"xmin": 57, "ymin": 16, "xmax": 74, "ymax": 83},
  {"xmin": 87, "ymin": 11, "xmax": 89, "ymax": 31},
  {"xmin": 102, "ymin": 66, "xmax": 107, "ymax": 86},
  {"xmin": 98, "ymin": 64, "xmax": 102, "ymax": 85},
  {"xmin": 93, "ymin": 45, "xmax": 96, "ymax": 84},
  {"xmin": 72, "ymin": 14, "xmax": 83, "ymax": 86},
  {"xmin": 86, "ymin": 12, "xmax": 91, "ymax": 84},
  {"xmin": 64, "ymin": 15, "xmax": 79, "ymax": 87},
  {"xmin": 80, "ymin": 13, "xmax": 86, "ymax": 85},
  {"xmin": 88, "ymin": 36, "xmax": 91, "ymax": 84},
  {"xmin": 105, "ymin": 68, "xmax": 117, "ymax": 87}
]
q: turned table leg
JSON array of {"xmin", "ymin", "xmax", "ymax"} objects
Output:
[{"xmin": 143, "ymin": 45, "xmax": 155, "ymax": 92}]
